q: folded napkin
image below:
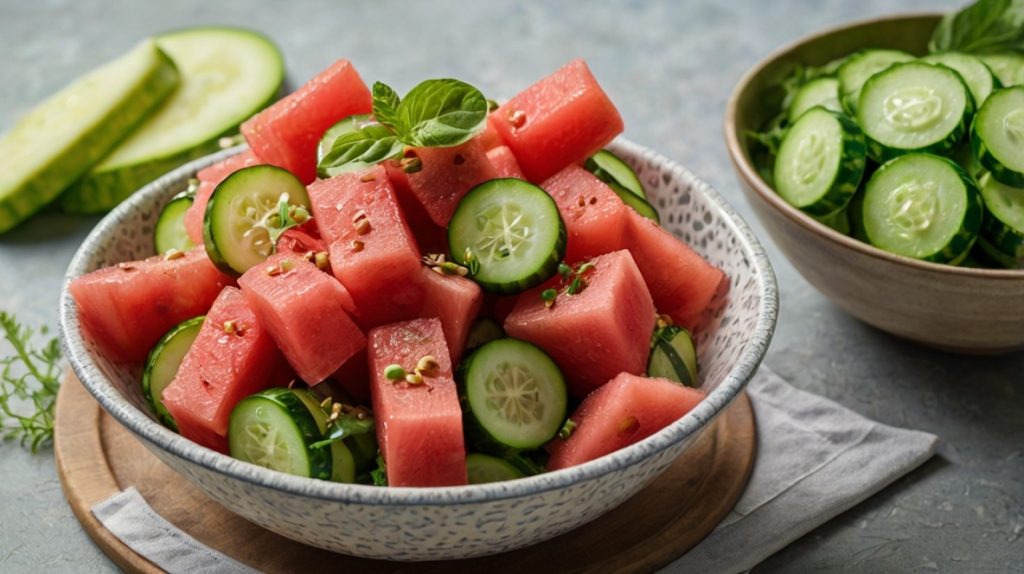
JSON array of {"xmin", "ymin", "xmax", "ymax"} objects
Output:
[{"xmin": 91, "ymin": 366, "xmax": 937, "ymax": 573}]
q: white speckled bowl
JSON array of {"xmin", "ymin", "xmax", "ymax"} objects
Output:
[{"xmin": 59, "ymin": 139, "xmax": 777, "ymax": 561}]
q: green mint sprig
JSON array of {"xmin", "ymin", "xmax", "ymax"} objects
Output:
[
  {"xmin": 0, "ymin": 311, "xmax": 62, "ymax": 452},
  {"xmin": 929, "ymin": 0, "xmax": 1024, "ymax": 54}
]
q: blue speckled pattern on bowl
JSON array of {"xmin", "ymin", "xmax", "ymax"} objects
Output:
[{"xmin": 58, "ymin": 139, "xmax": 777, "ymax": 561}]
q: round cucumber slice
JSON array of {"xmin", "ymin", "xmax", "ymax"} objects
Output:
[
  {"xmin": 921, "ymin": 52, "xmax": 999, "ymax": 106},
  {"xmin": 0, "ymin": 40, "xmax": 178, "ymax": 233},
  {"xmin": 838, "ymin": 49, "xmax": 914, "ymax": 115},
  {"xmin": 862, "ymin": 154, "xmax": 982, "ymax": 263},
  {"xmin": 449, "ymin": 179, "xmax": 566, "ymax": 294},
  {"xmin": 978, "ymin": 172, "xmax": 1024, "ymax": 259},
  {"xmin": 154, "ymin": 194, "xmax": 196, "ymax": 255},
  {"xmin": 608, "ymin": 181, "xmax": 660, "ymax": 223},
  {"xmin": 457, "ymin": 338, "xmax": 567, "ymax": 454},
  {"xmin": 203, "ymin": 165, "xmax": 312, "ymax": 275},
  {"xmin": 647, "ymin": 325, "xmax": 698, "ymax": 387},
  {"xmin": 977, "ymin": 53, "xmax": 1024, "ymax": 88},
  {"xmin": 788, "ymin": 77, "xmax": 842, "ymax": 122},
  {"xmin": 141, "ymin": 315, "xmax": 204, "ymax": 431},
  {"xmin": 774, "ymin": 107, "xmax": 866, "ymax": 217},
  {"xmin": 585, "ymin": 149, "xmax": 646, "ymax": 199},
  {"xmin": 971, "ymin": 86, "xmax": 1024, "ymax": 188},
  {"xmin": 858, "ymin": 62, "xmax": 973, "ymax": 162},
  {"xmin": 466, "ymin": 453, "xmax": 526, "ymax": 484},
  {"xmin": 291, "ymin": 389, "xmax": 357, "ymax": 483},
  {"xmin": 228, "ymin": 388, "xmax": 332, "ymax": 479}
]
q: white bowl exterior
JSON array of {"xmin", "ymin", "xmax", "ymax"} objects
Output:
[{"xmin": 60, "ymin": 141, "xmax": 776, "ymax": 560}]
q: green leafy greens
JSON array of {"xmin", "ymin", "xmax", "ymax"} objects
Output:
[
  {"xmin": 316, "ymin": 115, "xmax": 404, "ymax": 178},
  {"xmin": 929, "ymin": 0, "xmax": 1024, "ymax": 54},
  {"xmin": 0, "ymin": 311, "xmax": 62, "ymax": 452},
  {"xmin": 309, "ymin": 400, "xmax": 375, "ymax": 450}
]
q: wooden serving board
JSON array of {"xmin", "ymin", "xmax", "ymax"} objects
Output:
[{"xmin": 55, "ymin": 373, "xmax": 756, "ymax": 573}]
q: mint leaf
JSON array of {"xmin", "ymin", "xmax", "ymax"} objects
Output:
[
  {"xmin": 316, "ymin": 115, "xmax": 404, "ymax": 178},
  {"xmin": 370, "ymin": 450, "xmax": 387, "ymax": 486},
  {"xmin": 309, "ymin": 408, "xmax": 375, "ymax": 450},
  {"xmin": 372, "ymin": 82, "xmax": 402, "ymax": 134},
  {"xmin": 397, "ymin": 79, "xmax": 488, "ymax": 148},
  {"xmin": 929, "ymin": 0, "xmax": 1024, "ymax": 54}
]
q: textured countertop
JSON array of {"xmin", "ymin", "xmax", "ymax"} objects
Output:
[{"xmin": 2, "ymin": 1, "xmax": 1021, "ymax": 572}]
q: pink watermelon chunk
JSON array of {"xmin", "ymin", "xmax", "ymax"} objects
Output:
[
  {"xmin": 417, "ymin": 266, "xmax": 483, "ymax": 365},
  {"xmin": 491, "ymin": 59, "xmax": 624, "ymax": 182},
  {"xmin": 625, "ymin": 211, "xmax": 728, "ymax": 330},
  {"xmin": 369, "ymin": 318, "xmax": 467, "ymax": 487},
  {"xmin": 386, "ymin": 137, "xmax": 499, "ymax": 228},
  {"xmin": 541, "ymin": 164, "xmax": 631, "ymax": 263},
  {"xmin": 162, "ymin": 287, "xmax": 291, "ymax": 453},
  {"xmin": 185, "ymin": 151, "xmax": 262, "ymax": 245},
  {"xmin": 238, "ymin": 253, "xmax": 364, "ymax": 385},
  {"xmin": 383, "ymin": 161, "xmax": 450, "ymax": 255},
  {"xmin": 487, "ymin": 145, "xmax": 526, "ymax": 179},
  {"xmin": 241, "ymin": 59, "xmax": 372, "ymax": 183},
  {"xmin": 504, "ymin": 250, "xmax": 655, "ymax": 398},
  {"xmin": 547, "ymin": 372, "xmax": 704, "ymax": 471},
  {"xmin": 479, "ymin": 114, "xmax": 504, "ymax": 151},
  {"xmin": 307, "ymin": 166, "xmax": 425, "ymax": 329},
  {"xmin": 70, "ymin": 248, "xmax": 233, "ymax": 363},
  {"xmin": 331, "ymin": 351, "xmax": 370, "ymax": 405}
]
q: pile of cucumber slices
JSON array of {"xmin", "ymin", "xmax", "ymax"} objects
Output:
[{"xmin": 762, "ymin": 48, "xmax": 1024, "ymax": 268}]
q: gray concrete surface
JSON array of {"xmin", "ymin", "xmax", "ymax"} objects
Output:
[{"xmin": 1, "ymin": 0, "xmax": 1021, "ymax": 572}]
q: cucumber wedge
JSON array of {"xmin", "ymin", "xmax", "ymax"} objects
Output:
[
  {"xmin": 971, "ymin": 87, "xmax": 1024, "ymax": 188},
  {"xmin": 154, "ymin": 192, "xmax": 196, "ymax": 255},
  {"xmin": 788, "ymin": 77, "xmax": 842, "ymax": 122},
  {"xmin": 921, "ymin": 52, "xmax": 999, "ymax": 106},
  {"xmin": 647, "ymin": 325, "xmax": 698, "ymax": 387},
  {"xmin": 837, "ymin": 49, "xmax": 914, "ymax": 115},
  {"xmin": 0, "ymin": 40, "xmax": 178, "ymax": 234},
  {"xmin": 228, "ymin": 388, "xmax": 332, "ymax": 479},
  {"xmin": 62, "ymin": 27, "xmax": 284, "ymax": 214},
  {"xmin": 141, "ymin": 316, "xmax": 204, "ymax": 431},
  {"xmin": 978, "ymin": 172, "xmax": 1024, "ymax": 260},
  {"xmin": 585, "ymin": 149, "xmax": 647, "ymax": 199},
  {"xmin": 291, "ymin": 389, "xmax": 358, "ymax": 483},
  {"xmin": 609, "ymin": 181, "xmax": 660, "ymax": 223},
  {"xmin": 977, "ymin": 53, "xmax": 1024, "ymax": 88},
  {"xmin": 466, "ymin": 453, "xmax": 526, "ymax": 484}
]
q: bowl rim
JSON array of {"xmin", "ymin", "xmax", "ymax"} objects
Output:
[
  {"xmin": 724, "ymin": 11, "xmax": 1024, "ymax": 280},
  {"xmin": 59, "ymin": 138, "xmax": 778, "ymax": 506}
]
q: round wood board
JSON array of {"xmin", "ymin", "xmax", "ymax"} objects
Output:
[{"xmin": 55, "ymin": 373, "xmax": 756, "ymax": 573}]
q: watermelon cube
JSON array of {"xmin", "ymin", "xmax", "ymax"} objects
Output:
[
  {"xmin": 274, "ymin": 223, "xmax": 325, "ymax": 259},
  {"xmin": 369, "ymin": 318, "xmax": 467, "ymax": 487},
  {"xmin": 69, "ymin": 248, "xmax": 233, "ymax": 363},
  {"xmin": 241, "ymin": 59, "xmax": 372, "ymax": 183},
  {"xmin": 385, "ymin": 137, "xmax": 499, "ymax": 228},
  {"xmin": 547, "ymin": 372, "xmax": 705, "ymax": 471},
  {"xmin": 541, "ymin": 164, "xmax": 631, "ymax": 263},
  {"xmin": 162, "ymin": 287, "xmax": 291, "ymax": 453},
  {"xmin": 185, "ymin": 151, "xmax": 262, "ymax": 245},
  {"xmin": 487, "ymin": 145, "xmax": 526, "ymax": 179},
  {"xmin": 417, "ymin": 266, "xmax": 483, "ymax": 365},
  {"xmin": 504, "ymin": 249, "xmax": 655, "ymax": 398},
  {"xmin": 307, "ymin": 166, "xmax": 425, "ymax": 329},
  {"xmin": 625, "ymin": 211, "xmax": 727, "ymax": 330},
  {"xmin": 478, "ymin": 114, "xmax": 504, "ymax": 151},
  {"xmin": 331, "ymin": 351, "xmax": 370, "ymax": 405},
  {"xmin": 238, "ymin": 253, "xmax": 364, "ymax": 385},
  {"xmin": 491, "ymin": 59, "xmax": 624, "ymax": 182}
]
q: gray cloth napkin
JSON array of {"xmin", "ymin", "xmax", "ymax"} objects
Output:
[{"xmin": 91, "ymin": 366, "xmax": 938, "ymax": 573}]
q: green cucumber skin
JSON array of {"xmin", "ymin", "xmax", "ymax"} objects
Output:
[
  {"xmin": 838, "ymin": 49, "xmax": 914, "ymax": 116},
  {"xmin": 974, "ymin": 235, "xmax": 1023, "ymax": 269},
  {"xmin": 466, "ymin": 453, "xmax": 526, "ymax": 484},
  {"xmin": 982, "ymin": 206, "xmax": 1024, "ymax": 258},
  {"xmin": 0, "ymin": 44, "xmax": 179, "ymax": 234},
  {"xmin": 971, "ymin": 87, "xmax": 1024, "ymax": 188},
  {"xmin": 585, "ymin": 150, "xmax": 647, "ymax": 199},
  {"xmin": 230, "ymin": 388, "xmax": 333, "ymax": 480},
  {"xmin": 141, "ymin": 315, "xmax": 205, "ymax": 431},
  {"xmin": 608, "ymin": 181, "xmax": 660, "ymax": 223},
  {"xmin": 154, "ymin": 195, "xmax": 197, "ymax": 255}
]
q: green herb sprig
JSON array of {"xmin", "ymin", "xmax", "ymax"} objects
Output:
[
  {"xmin": 370, "ymin": 450, "xmax": 388, "ymax": 486},
  {"xmin": 0, "ymin": 311, "xmax": 62, "ymax": 452},
  {"xmin": 930, "ymin": 0, "xmax": 1024, "ymax": 54},
  {"xmin": 309, "ymin": 398, "xmax": 375, "ymax": 450}
]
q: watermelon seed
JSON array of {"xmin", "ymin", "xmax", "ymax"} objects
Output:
[
  {"xmin": 354, "ymin": 218, "xmax": 372, "ymax": 235},
  {"xmin": 405, "ymin": 373, "xmax": 424, "ymax": 386},
  {"xmin": 453, "ymin": 154, "xmax": 466, "ymax": 166},
  {"xmin": 656, "ymin": 313, "xmax": 674, "ymax": 329},
  {"xmin": 163, "ymin": 248, "xmax": 185, "ymax": 261},
  {"xmin": 400, "ymin": 156, "xmax": 422, "ymax": 174},
  {"xmin": 416, "ymin": 355, "xmax": 440, "ymax": 376},
  {"xmin": 290, "ymin": 205, "xmax": 310, "ymax": 224},
  {"xmin": 589, "ymin": 197, "xmax": 598, "ymax": 205},
  {"xmin": 117, "ymin": 262, "xmax": 135, "ymax": 272},
  {"xmin": 576, "ymin": 195, "xmax": 586, "ymax": 207},
  {"xmin": 508, "ymin": 109, "xmax": 526, "ymax": 129},
  {"xmin": 359, "ymin": 173, "xmax": 376, "ymax": 183},
  {"xmin": 349, "ymin": 241, "xmax": 364, "ymax": 253},
  {"xmin": 618, "ymin": 416, "xmax": 639, "ymax": 435},
  {"xmin": 384, "ymin": 364, "xmax": 406, "ymax": 381}
]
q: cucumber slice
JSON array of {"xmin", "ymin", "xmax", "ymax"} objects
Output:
[
  {"xmin": 228, "ymin": 388, "xmax": 332, "ymax": 479},
  {"xmin": 141, "ymin": 316, "xmax": 204, "ymax": 431},
  {"xmin": 848, "ymin": 184, "xmax": 870, "ymax": 243},
  {"xmin": 858, "ymin": 62, "xmax": 973, "ymax": 162},
  {"xmin": 788, "ymin": 77, "xmax": 843, "ymax": 122},
  {"xmin": 921, "ymin": 52, "xmax": 999, "ymax": 106},
  {"xmin": 977, "ymin": 53, "xmax": 1024, "ymax": 88},
  {"xmin": 466, "ymin": 453, "xmax": 526, "ymax": 484},
  {"xmin": 0, "ymin": 40, "xmax": 178, "ymax": 234},
  {"xmin": 647, "ymin": 325, "xmax": 698, "ymax": 388},
  {"xmin": 154, "ymin": 193, "xmax": 196, "ymax": 255},
  {"xmin": 203, "ymin": 165, "xmax": 312, "ymax": 275},
  {"xmin": 608, "ymin": 181, "xmax": 660, "ymax": 223},
  {"xmin": 585, "ymin": 149, "xmax": 646, "ymax": 199},
  {"xmin": 978, "ymin": 172, "xmax": 1024, "ymax": 259},
  {"xmin": 291, "ymin": 389, "xmax": 357, "ymax": 483},
  {"xmin": 971, "ymin": 87, "xmax": 1024, "ymax": 188},
  {"xmin": 838, "ymin": 49, "xmax": 914, "ymax": 115},
  {"xmin": 457, "ymin": 338, "xmax": 567, "ymax": 454},
  {"xmin": 773, "ymin": 107, "xmax": 867, "ymax": 217},
  {"xmin": 449, "ymin": 179, "xmax": 566, "ymax": 294},
  {"xmin": 466, "ymin": 317, "xmax": 505, "ymax": 350},
  {"xmin": 862, "ymin": 154, "xmax": 982, "ymax": 263}
]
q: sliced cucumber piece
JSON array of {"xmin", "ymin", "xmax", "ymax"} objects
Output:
[
  {"xmin": 457, "ymin": 338, "xmax": 567, "ymax": 454},
  {"xmin": 466, "ymin": 317, "xmax": 505, "ymax": 350},
  {"xmin": 848, "ymin": 184, "xmax": 870, "ymax": 242},
  {"xmin": 921, "ymin": 52, "xmax": 999, "ymax": 106},
  {"xmin": 862, "ymin": 154, "xmax": 982, "ymax": 263},
  {"xmin": 204, "ymin": 165, "xmax": 312, "ymax": 275},
  {"xmin": 154, "ymin": 193, "xmax": 196, "ymax": 255},
  {"xmin": 228, "ymin": 388, "xmax": 332, "ymax": 479},
  {"xmin": 0, "ymin": 40, "xmax": 178, "ymax": 233},
  {"xmin": 449, "ymin": 179, "xmax": 566, "ymax": 294},
  {"xmin": 971, "ymin": 87, "xmax": 1024, "ymax": 188},
  {"xmin": 838, "ymin": 49, "xmax": 914, "ymax": 115},
  {"xmin": 466, "ymin": 453, "xmax": 526, "ymax": 484},
  {"xmin": 585, "ymin": 149, "xmax": 646, "ymax": 199},
  {"xmin": 977, "ymin": 53, "xmax": 1024, "ymax": 88},
  {"xmin": 978, "ymin": 172, "xmax": 1024, "ymax": 259},
  {"xmin": 774, "ymin": 107, "xmax": 866, "ymax": 216},
  {"xmin": 608, "ymin": 181, "xmax": 660, "ymax": 223},
  {"xmin": 788, "ymin": 77, "xmax": 843, "ymax": 122},
  {"xmin": 647, "ymin": 325, "xmax": 698, "ymax": 388},
  {"xmin": 291, "ymin": 389, "xmax": 357, "ymax": 483},
  {"xmin": 141, "ymin": 316, "xmax": 204, "ymax": 431},
  {"xmin": 858, "ymin": 62, "xmax": 973, "ymax": 162},
  {"xmin": 61, "ymin": 28, "xmax": 283, "ymax": 214}
]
